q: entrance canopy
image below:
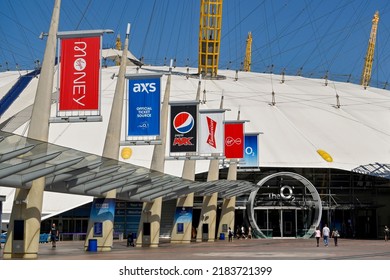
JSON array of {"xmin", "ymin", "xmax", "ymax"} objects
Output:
[
  {"xmin": 352, "ymin": 163, "xmax": 390, "ymax": 179},
  {"xmin": 0, "ymin": 131, "xmax": 256, "ymax": 202}
]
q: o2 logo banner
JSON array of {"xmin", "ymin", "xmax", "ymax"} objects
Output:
[
  {"xmin": 170, "ymin": 104, "xmax": 197, "ymax": 153},
  {"xmin": 241, "ymin": 134, "xmax": 259, "ymax": 167},
  {"xmin": 128, "ymin": 77, "xmax": 161, "ymax": 136}
]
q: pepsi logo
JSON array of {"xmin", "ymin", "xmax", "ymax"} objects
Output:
[{"xmin": 173, "ymin": 112, "xmax": 194, "ymax": 134}]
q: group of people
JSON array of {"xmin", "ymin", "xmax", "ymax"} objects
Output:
[
  {"xmin": 315, "ymin": 224, "xmax": 340, "ymax": 247},
  {"xmin": 227, "ymin": 226, "xmax": 252, "ymax": 241}
]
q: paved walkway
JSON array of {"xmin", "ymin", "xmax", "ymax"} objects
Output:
[{"xmin": 2, "ymin": 238, "xmax": 390, "ymax": 260}]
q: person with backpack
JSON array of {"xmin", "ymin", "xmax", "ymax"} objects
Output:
[{"xmin": 331, "ymin": 228, "xmax": 340, "ymax": 246}]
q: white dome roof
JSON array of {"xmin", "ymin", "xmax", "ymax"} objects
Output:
[{"xmin": 1, "ymin": 65, "xmax": 390, "ymax": 218}]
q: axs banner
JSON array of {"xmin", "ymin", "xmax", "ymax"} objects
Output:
[
  {"xmin": 127, "ymin": 76, "xmax": 161, "ymax": 137},
  {"xmin": 170, "ymin": 104, "xmax": 197, "ymax": 153},
  {"xmin": 59, "ymin": 36, "xmax": 101, "ymax": 111}
]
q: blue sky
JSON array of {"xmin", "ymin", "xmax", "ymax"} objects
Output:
[{"xmin": 1, "ymin": 0, "xmax": 390, "ymax": 87}]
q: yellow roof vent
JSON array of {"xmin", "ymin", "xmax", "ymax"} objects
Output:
[
  {"xmin": 121, "ymin": 147, "xmax": 133, "ymax": 160},
  {"xmin": 317, "ymin": 149, "xmax": 333, "ymax": 162}
]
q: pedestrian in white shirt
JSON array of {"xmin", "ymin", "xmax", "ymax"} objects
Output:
[{"xmin": 322, "ymin": 224, "xmax": 330, "ymax": 247}]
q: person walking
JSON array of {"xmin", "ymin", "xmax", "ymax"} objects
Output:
[
  {"xmin": 235, "ymin": 226, "xmax": 241, "ymax": 239},
  {"xmin": 49, "ymin": 223, "xmax": 59, "ymax": 248},
  {"xmin": 331, "ymin": 228, "xmax": 340, "ymax": 246},
  {"xmin": 241, "ymin": 226, "xmax": 246, "ymax": 239},
  {"xmin": 322, "ymin": 224, "xmax": 330, "ymax": 247},
  {"xmin": 247, "ymin": 226, "xmax": 252, "ymax": 239},
  {"xmin": 228, "ymin": 227, "xmax": 233, "ymax": 242},
  {"xmin": 315, "ymin": 227, "xmax": 321, "ymax": 247},
  {"xmin": 384, "ymin": 226, "xmax": 389, "ymax": 241}
]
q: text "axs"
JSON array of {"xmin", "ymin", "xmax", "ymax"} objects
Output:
[{"xmin": 132, "ymin": 82, "xmax": 156, "ymax": 94}]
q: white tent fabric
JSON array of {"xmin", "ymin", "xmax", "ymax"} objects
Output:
[{"xmin": 101, "ymin": 48, "xmax": 142, "ymax": 66}]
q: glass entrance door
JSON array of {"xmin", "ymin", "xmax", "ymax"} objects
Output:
[{"xmin": 254, "ymin": 208, "xmax": 302, "ymax": 238}]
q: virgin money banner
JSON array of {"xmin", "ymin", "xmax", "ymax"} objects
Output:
[
  {"xmin": 127, "ymin": 75, "xmax": 161, "ymax": 136},
  {"xmin": 198, "ymin": 109, "xmax": 224, "ymax": 155},
  {"xmin": 59, "ymin": 36, "xmax": 101, "ymax": 111},
  {"xmin": 224, "ymin": 121, "xmax": 244, "ymax": 159},
  {"xmin": 170, "ymin": 103, "xmax": 198, "ymax": 153},
  {"xmin": 241, "ymin": 134, "xmax": 259, "ymax": 167}
]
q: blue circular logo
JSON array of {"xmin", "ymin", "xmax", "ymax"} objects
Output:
[{"xmin": 173, "ymin": 112, "xmax": 194, "ymax": 134}]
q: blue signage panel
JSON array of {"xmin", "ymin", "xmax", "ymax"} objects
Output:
[
  {"xmin": 174, "ymin": 207, "xmax": 193, "ymax": 224},
  {"xmin": 93, "ymin": 222, "xmax": 103, "ymax": 237},
  {"xmin": 90, "ymin": 198, "xmax": 116, "ymax": 237},
  {"xmin": 128, "ymin": 77, "xmax": 161, "ymax": 136},
  {"xmin": 177, "ymin": 223, "xmax": 184, "ymax": 234},
  {"xmin": 242, "ymin": 134, "xmax": 259, "ymax": 167}
]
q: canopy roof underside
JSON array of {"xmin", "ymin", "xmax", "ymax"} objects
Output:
[{"xmin": 0, "ymin": 131, "xmax": 256, "ymax": 202}]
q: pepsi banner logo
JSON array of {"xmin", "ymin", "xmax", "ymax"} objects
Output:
[
  {"xmin": 173, "ymin": 112, "xmax": 195, "ymax": 134},
  {"xmin": 170, "ymin": 104, "xmax": 197, "ymax": 153}
]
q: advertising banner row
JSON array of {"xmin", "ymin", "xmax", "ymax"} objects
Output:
[
  {"xmin": 127, "ymin": 75, "xmax": 259, "ymax": 166},
  {"xmin": 57, "ymin": 35, "xmax": 258, "ymax": 167}
]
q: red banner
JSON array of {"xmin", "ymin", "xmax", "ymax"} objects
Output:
[
  {"xmin": 224, "ymin": 122, "xmax": 244, "ymax": 159},
  {"xmin": 59, "ymin": 36, "xmax": 100, "ymax": 111}
]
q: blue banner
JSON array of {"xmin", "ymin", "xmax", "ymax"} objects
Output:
[
  {"xmin": 128, "ymin": 76, "xmax": 161, "ymax": 136},
  {"xmin": 174, "ymin": 207, "xmax": 193, "ymax": 224},
  {"xmin": 242, "ymin": 134, "xmax": 259, "ymax": 167},
  {"xmin": 90, "ymin": 198, "xmax": 116, "ymax": 237}
]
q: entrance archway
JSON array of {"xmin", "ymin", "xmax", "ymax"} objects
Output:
[{"xmin": 246, "ymin": 172, "xmax": 322, "ymax": 238}]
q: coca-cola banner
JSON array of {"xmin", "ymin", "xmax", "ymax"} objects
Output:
[
  {"xmin": 224, "ymin": 121, "xmax": 245, "ymax": 159},
  {"xmin": 198, "ymin": 109, "xmax": 224, "ymax": 155},
  {"xmin": 170, "ymin": 103, "xmax": 198, "ymax": 153},
  {"xmin": 59, "ymin": 36, "xmax": 101, "ymax": 111}
]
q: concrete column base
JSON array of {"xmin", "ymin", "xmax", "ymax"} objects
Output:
[
  {"xmin": 83, "ymin": 245, "xmax": 113, "ymax": 252},
  {"xmin": 196, "ymin": 193, "xmax": 218, "ymax": 242},
  {"xmin": 136, "ymin": 198, "xmax": 162, "ymax": 248},
  {"xmin": 2, "ymin": 252, "xmax": 38, "ymax": 259},
  {"xmin": 171, "ymin": 194, "xmax": 194, "ymax": 244},
  {"xmin": 171, "ymin": 240, "xmax": 191, "ymax": 244},
  {"xmin": 217, "ymin": 197, "xmax": 236, "ymax": 238}
]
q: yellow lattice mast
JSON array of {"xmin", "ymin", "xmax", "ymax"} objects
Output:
[
  {"xmin": 115, "ymin": 34, "xmax": 122, "ymax": 66},
  {"xmin": 198, "ymin": 0, "xmax": 223, "ymax": 78},
  {"xmin": 361, "ymin": 11, "xmax": 379, "ymax": 88},
  {"xmin": 243, "ymin": 32, "xmax": 252, "ymax": 72}
]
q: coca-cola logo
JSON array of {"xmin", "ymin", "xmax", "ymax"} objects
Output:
[{"xmin": 225, "ymin": 136, "xmax": 242, "ymax": 146}]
